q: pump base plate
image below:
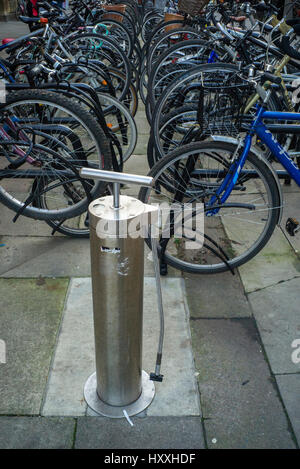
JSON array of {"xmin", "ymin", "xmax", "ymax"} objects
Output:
[{"xmin": 84, "ymin": 370, "xmax": 156, "ymax": 418}]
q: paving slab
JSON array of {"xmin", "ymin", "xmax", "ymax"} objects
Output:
[
  {"xmin": 279, "ymin": 177, "xmax": 299, "ymax": 194},
  {"xmin": 0, "ymin": 278, "xmax": 69, "ymax": 414},
  {"xmin": 0, "ymin": 236, "xmax": 92, "ymax": 278},
  {"xmin": 0, "ymin": 203, "xmax": 59, "ymax": 237},
  {"xmin": 144, "ymin": 277, "xmax": 200, "ymax": 417},
  {"xmin": 279, "ymin": 191, "xmax": 300, "ymax": 254},
  {"xmin": 75, "ymin": 416, "xmax": 205, "ymax": 449},
  {"xmin": 248, "ymin": 277, "xmax": 300, "ymax": 374},
  {"xmin": 190, "ymin": 318, "xmax": 296, "ymax": 449},
  {"xmin": 135, "ymin": 111, "xmax": 151, "ymax": 136},
  {"xmin": 133, "ymin": 134, "xmax": 151, "ymax": 156},
  {"xmin": 276, "ymin": 374, "xmax": 300, "ymax": 446},
  {"xmin": 0, "ymin": 416, "xmax": 75, "ymax": 449},
  {"xmin": 41, "ymin": 278, "xmax": 94, "ymax": 416},
  {"xmin": 42, "ymin": 277, "xmax": 200, "ymax": 417},
  {"xmin": 184, "ymin": 271, "xmax": 251, "ymax": 318},
  {"xmin": 124, "ymin": 152, "xmax": 149, "ymax": 178},
  {"xmin": 238, "ymin": 226, "xmax": 300, "ymax": 293},
  {"xmin": 0, "ymin": 235, "xmax": 180, "ymax": 278}
]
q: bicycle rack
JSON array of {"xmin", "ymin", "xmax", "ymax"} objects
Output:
[{"xmin": 80, "ymin": 168, "xmax": 160, "ymax": 418}]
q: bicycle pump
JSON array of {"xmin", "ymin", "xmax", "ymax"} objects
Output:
[{"xmin": 79, "ymin": 168, "xmax": 164, "ymax": 418}]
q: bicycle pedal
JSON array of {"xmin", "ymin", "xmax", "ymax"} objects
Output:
[{"xmin": 285, "ymin": 218, "xmax": 300, "ymax": 237}]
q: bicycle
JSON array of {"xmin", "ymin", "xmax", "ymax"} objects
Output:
[
  {"xmin": 138, "ymin": 31, "xmax": 300, "ymax": 275},
  {"xmin": 0, "ymin": 88, "xmax": 112, "ymax": 221}
]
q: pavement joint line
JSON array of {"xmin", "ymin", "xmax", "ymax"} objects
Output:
[
  {"xmin": 195, "ymin": 389, "xmax": 210, "ymax": 449},
  {"xmin": 246, "ymin": 274, "xmax": 300, "ymax": 295},
  {"xmin": 180, "ymin": 277, "xmax": 203, "ymax": 418},
  {"xmin": 244, "ymin": 290, "xmax": 300, "ymax": 417},
  {"xmin": 274, "ymin": 372, "xmax": 300, "ymax": 376},
  {"xmin": 189, "ymin": 316, "xmax": 254, "ymax": 321},
  {"xmin": 40, "ymin": 278, "xmax": 72, "ymax": 416},
  {"xmin": 235, "ymin": 267, "xmax": 249, "ymax": 298},
  {"xmin": 0, "ymin": 235, "xmax": 56, "ymax": 239},
  {"xmin": 71, "ymin": 418, "xmax": 78, "ymax": 449},
  {"xmin": 180, "ymin": 278, "xmax": 209, "ymax": 448}
]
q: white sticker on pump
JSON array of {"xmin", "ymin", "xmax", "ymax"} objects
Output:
[{"xmin": 101, "ymin": 246, "xmax": 120, "ymax": 254}]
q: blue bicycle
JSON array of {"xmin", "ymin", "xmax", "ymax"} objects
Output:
[{"xmin": 139, "ymin": 68, "xmax": 300, "ymax": 274}]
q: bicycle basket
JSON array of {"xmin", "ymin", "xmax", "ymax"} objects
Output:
[
  {"xmin": 178, "ymin": 0, "xmax": 210, "ymax": 15},
  {"xmin": 197, "ymin": 83, "xmax": 253, "ymax": 137}
]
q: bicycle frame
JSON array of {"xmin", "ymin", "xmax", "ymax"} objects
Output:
[
  {"xmin": 207, "ymin": 105, "xmax": 300, "ymax": 214},
  {"xmin": 0, "ymin": 60, "xmax": 15, "ymax": 83},
  {"xmin": 255, "ymin": 109, "xmax": 300, "ymax": 185}
]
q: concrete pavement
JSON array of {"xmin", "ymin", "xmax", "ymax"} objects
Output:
[{"xmin": 0, "ymin": 20, "xmax": 299, "ymax": 450}]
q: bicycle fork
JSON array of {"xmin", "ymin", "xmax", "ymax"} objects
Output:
[{"xmin": 206, "ymin": 135, "xmax": 253, "ymax": 216}]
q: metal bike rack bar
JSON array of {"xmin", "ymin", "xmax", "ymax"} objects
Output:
[{"xmin": 80, "ymin": 168, "xmax": 158, "ymax": 418}]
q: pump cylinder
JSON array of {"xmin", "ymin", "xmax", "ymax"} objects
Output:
[{"xmin": 89, "ymin": 195, "xmax": 146, "ymax": 407}]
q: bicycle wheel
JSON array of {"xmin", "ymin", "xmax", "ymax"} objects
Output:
[
  {"xmin": 138, "ymin": 63, "xmax": 148, "ymax": 105},
  {"xmin": 97, "ymin": 93, "xmax": 137, "ymax": 163},
  {"xmin": 43, "ymin": 185, "xmax": 112, "ymax": 238},
  {"xmin": 93, "ymin": 19, "xmax": 134, "ymax": 58},
  {"xmin": 144, "ymin": 19, "xmax": 186, "ymax": 49},
  {"xmin": 67, "ymin": 33, "xmax": 132, "ymax": 92},
  {"xmin": 150, "ymin": 88, "xmax": 280, "ymax": 164},
  {"xmin": 151, "ymin": 63, "xmax": 279, "ymax": 155},
  {"xmin": 98, "ymin": 9, "xmax": 138, "ymax": 41},
  {"xmin": 147, "ymin": 39, "xmax": 220, "ymax": 113},
  {"xmin": 152, "ymin": 63, "xmax": 240, "ymax": 126},
  {"xmin": 147, "ymin": 104, "xmax": 199, "ymax": 168},
  {"xmin": 141, "ymin": 13, "xmax": 164, "ymax": 43},
  {"xmin": 58, "ymin": 61, "xmax": 129, "ymax": 103},
  {"xmin": 138, "ymin": 141, "xmax": 281, "ymax": 274},
  {"xmin": 146, "ymin": 27, "xmax": 201, "ymax": 75},
  {"xmin": 105, "ymin": 68, "xmax": 139, "ymax": 116},
  {"xmin": 0, "ymin": 90, "xmax": 111, "ymax": 220}
]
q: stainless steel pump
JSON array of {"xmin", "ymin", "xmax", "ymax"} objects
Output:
[{"xmin": 80, "ymin": 168, "xmax": 160, "ymax": 418}]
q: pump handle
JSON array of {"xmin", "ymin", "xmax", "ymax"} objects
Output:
[{"xmin": 80, "ymin": 168, "xmax": 154, "ymax": 188}]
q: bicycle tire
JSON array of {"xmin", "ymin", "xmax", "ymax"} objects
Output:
[
  {"xmin": 0, "ymin": 90, "xmax": 111, "ymax": 220},
  {"xmin": 67, "ymin": 33, "xmax": 132, "ymax": 93},
  {"xmin": 146, "ymin": 26, "xmax": 201, "ymax": 73},
  {"xmin": 138, "ymin": 141, "xmax": 281, "ymax": 274},
  {"xmin": 147, "ymin": 39, "xmax": 220, "ymax": 113}
]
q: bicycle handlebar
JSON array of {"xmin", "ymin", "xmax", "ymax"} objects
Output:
[
  {"xmin": 260, "ymin": 72, "xmax": 282, "ymax": 85},
  {"xmin": 254, "ymin": 1, "xmax": 279, "ymax": 15},
  {"xmin": 270, "ymin": 15, "xmax": 300, "ymax": 61},
  {"xmin": 279, "ymin": 25, "xmax": 300, "ymax": 61}
]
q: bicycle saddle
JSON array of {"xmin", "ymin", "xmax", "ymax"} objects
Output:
[
  {"xmin": 19, "ymin": 16, "xmax": 40, "ymax": 23},
  {"xmin": 2, "ymin": 38, "xmax": 15, "ymax": 45}
]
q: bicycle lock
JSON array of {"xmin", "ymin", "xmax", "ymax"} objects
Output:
[{"xmin": 79, "ymin": 168, "xmax": 164, "ymax": 419}]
